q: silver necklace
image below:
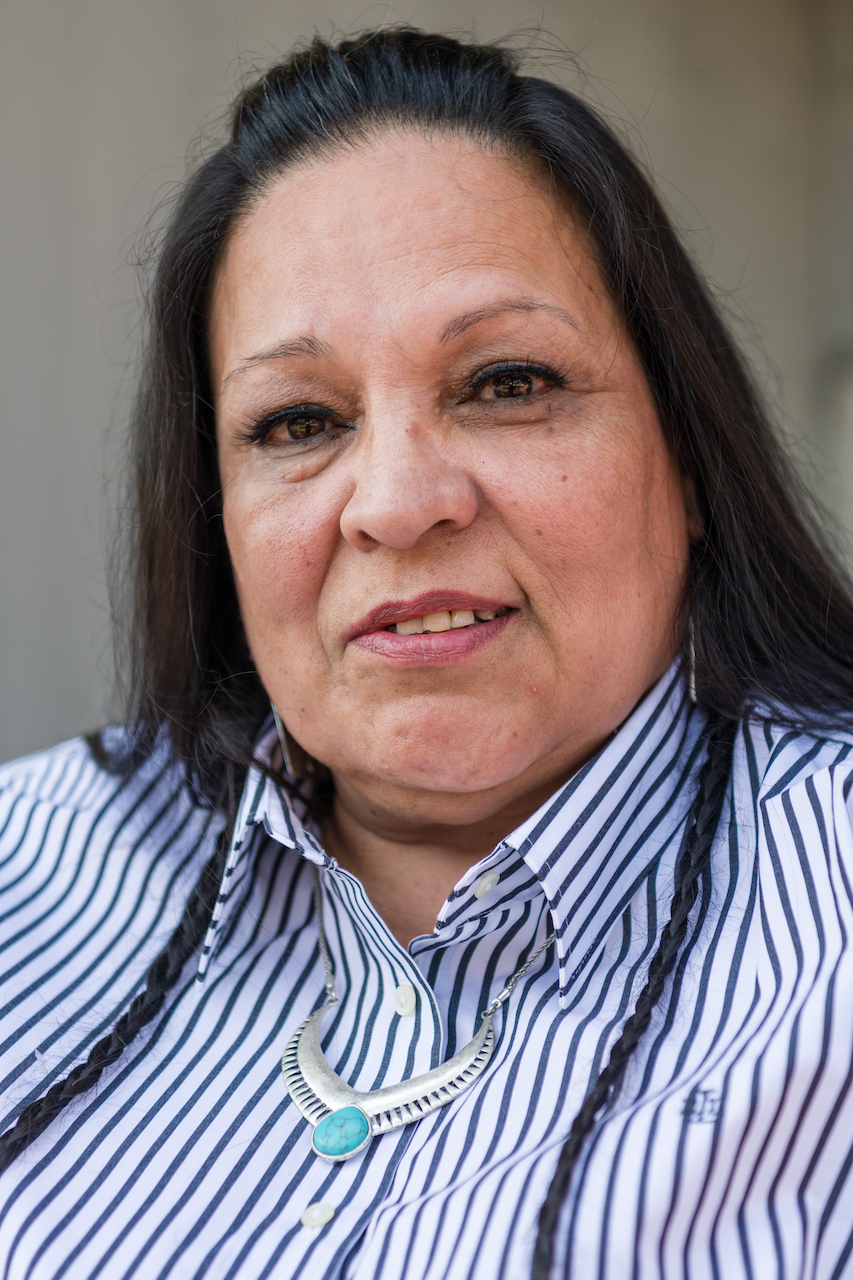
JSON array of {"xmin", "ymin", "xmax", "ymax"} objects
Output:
[{"xmin": 281, "ymin": 863, "xmax": 555, "ymax": 1162}]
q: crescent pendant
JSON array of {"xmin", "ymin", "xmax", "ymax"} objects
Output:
[{"xmin": 281, "ymin": 1001, "xmax": 496, "ymax": 1161}]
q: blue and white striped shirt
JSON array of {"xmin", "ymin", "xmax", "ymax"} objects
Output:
[{"xmin": 3, "ymin": 665, "xmax": 853, "ymax": 1278}]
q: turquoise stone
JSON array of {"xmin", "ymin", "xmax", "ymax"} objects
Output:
[{"xmin": 312, "ymin": 1107, "xmax": 371, "ymax": 1160}]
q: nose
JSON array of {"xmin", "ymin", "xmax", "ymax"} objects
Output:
[{"xmin": 339, "ymin": 422, "xmax": 478, "ymax": 550}]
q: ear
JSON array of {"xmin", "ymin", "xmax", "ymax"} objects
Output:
[{"xmin": 679, "ymin": 470, "xmax": 704, "ymax": 544}]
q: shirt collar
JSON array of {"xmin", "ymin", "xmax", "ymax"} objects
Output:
[
  {"xmin": 196, "ymin": 727, "xmax": 325, "ymax": 978},
  {"xmin": 509, "ymin": 663, "xmax": 703, "ymax": 1001},
  {"xmin": 198, "ymin": 661, "xmax": 704, "ymax": 996}
]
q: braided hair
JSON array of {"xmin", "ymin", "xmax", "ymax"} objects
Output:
[
  {"xmin": 532, "ymin": 710, "xmax": 736, "ymax": 1277},
  {"xmin": 0, "ymin": 822, "xmax": 229, "ymax": 1173},
  {"xmin": 0, "ymin": 708, "xmax": 734, "ymax": 1252},
  {"xmin": 4, "ymin": 27, "xmax": 853, "ymax": 1279}
]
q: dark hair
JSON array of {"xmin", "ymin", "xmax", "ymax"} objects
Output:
[
  {"xmin": 2, "ymin": 28, "xmax": 852, "ymax": 1275},
  {"xmin": 116, "ymin": 27, "xmax": 853, "ymax": 802}
]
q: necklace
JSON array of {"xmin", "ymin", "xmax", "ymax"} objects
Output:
[{"xmin": 281, "ymin": 864, "xmax": 555, "ymax": 1162}]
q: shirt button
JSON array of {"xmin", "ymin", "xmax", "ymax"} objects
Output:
[
  {"xmin": 301, "ymin": 1202, "xmax": 335, "ymax": 1228},
  {"xmin": 474, "ymin": 871, "xmax": 500, "ymax": 899},
  {"xmin": 394, "ymin": 983, "xmax": 417, "ymax": 1016}
]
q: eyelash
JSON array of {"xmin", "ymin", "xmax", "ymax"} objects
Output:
[
  {"xmin": 239, "ymin": 360, "xmax": 568, "ymax": 447},
  {"xmin": 237, "ymin": 405, "xmax": 346, "ymax": 448},
  {"xmin": 465, "ymin": 360, "xmax": 567, "ymax": 398}
]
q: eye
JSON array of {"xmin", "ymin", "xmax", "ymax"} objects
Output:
[
  {"xmin": 468, "ymin": 362, "xmax": 565, "ymax": 402},
  {"xmin": 280, "ymin": 412, "xmax": 326, "ymax": 441},
  {"xmin": 240, "ymin": 405, "xmax": 344, "ymax": 447},
  {"xmin": 490, "ymin": 372, "xmax": 536, "ymax": 398}
]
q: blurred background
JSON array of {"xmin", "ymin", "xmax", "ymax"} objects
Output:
[{"xmin": 1, "ymin": 0, "xmax": 851, "ymax": 763}]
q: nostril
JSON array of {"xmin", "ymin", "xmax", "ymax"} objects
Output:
[
  {"xmin": 338, "ymin": 448, "xmax": 478, "ymax": 550},
  {"xmin": 347, "ymin": 527, "xmax": 381, "ymax": 552}
]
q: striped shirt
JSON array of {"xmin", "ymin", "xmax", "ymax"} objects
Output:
[{"xmin": 2, "ymin": 665, "xmax": 853, "ymax": 1279}]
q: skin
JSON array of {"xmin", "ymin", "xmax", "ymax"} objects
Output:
[{"xmin": 211, "ymin": 131, "xmax": 697, "ymax": 946}]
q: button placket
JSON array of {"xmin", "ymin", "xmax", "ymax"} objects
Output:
[
  {"xmin": 393, "ymin": 984, "xmax": 417, "ymax": 1016},
  {"xmin": 321, "ymin": 865, "xmax": 448, "ymax": 1071},
  {"xmin": 301, "ymin": 1202, "xmax": 335, "ymax": 1228}
]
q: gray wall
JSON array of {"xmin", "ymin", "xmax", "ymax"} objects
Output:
[{"xmin": 2, "ymin": 0, "xmax": 851, "ymax": 762}]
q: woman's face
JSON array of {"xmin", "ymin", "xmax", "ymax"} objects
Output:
[{"xmin": 211, "ymin": 132, "xmax": 695, "ymax": 821}]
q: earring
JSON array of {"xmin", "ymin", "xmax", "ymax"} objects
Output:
[
  {"xmin": 688, "ymin": 617, "xmax": 697, "ymax": 704},
  {"xmin": 271, "ymin": 704, "xmax": 308, "ymax": 780}
]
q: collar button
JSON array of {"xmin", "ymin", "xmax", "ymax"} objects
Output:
[{"xmin": 474, "ymin": 871, "xmax": 500, "ymax": 899}]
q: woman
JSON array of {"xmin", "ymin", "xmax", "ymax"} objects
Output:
[{"xmin": 2, "ymin": 27, "xmax": 853, "ymax": 1280}]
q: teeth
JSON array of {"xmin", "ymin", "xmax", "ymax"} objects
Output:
[
  {"xmin": 390, "ymin": 607, "xmax": 507, "ymax": 634},
  {"xmin": 422, "ymin": 610, "xmax": 452, "ymax": 633}
]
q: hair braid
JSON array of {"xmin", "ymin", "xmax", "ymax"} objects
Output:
[
  {"xmin": 531, "ymin": 712, "xmax": 736, "ymax": 1279},
  {"xmin": 0, "ymin": 825, "xmax": 230, "ymax": 1173}
]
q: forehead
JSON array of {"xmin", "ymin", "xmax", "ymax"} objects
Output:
[{"xmin": 209, "ymin": 130, "xmax": 613, "ymax": 377}]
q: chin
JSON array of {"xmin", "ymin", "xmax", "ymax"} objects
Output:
[{"xmin": 346, "ymin": 737, "xmax": 541, "ymax": 797}]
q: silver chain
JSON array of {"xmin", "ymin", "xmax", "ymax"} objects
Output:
[
  {"xmin": 312, "ymin": 865, "xmax": 338, "ymax": 1002},
  {"xmin": 482, "ymin": 929, "xmax": 557, "ymax": 1017},
  {"xmin": 311, "ymin": 864, "xmax": 555, "ymax": 1018}
]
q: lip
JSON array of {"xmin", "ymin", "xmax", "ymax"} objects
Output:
[
  {"xmin": 346, "ymin": 591, "xmax": 518, "ymax": 664},
  {"xmin": 346, "ymin": 591, "xmax": 515, "ymax": 642}
]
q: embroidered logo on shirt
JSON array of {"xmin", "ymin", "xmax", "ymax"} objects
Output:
[{"xmin": 682, "ymin": 1088, "xmax": 721, "ymax": 1124}]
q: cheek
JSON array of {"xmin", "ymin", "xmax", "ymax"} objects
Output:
[
  {"xmin": 221, "ymin": 479, "xmax": 332, "ymax": 662},
  {"xmin": 490, "ymin": 419, "xmax": 689, "ymax": 622}
]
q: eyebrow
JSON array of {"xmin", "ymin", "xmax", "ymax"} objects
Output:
[
  {"xmin": 221, "ymin": 300, "xmax": 580, "ymax": 385},
  {"xmin": 221, "ymin": 335, "xmax": 333, "ymax": 386},
  {"xmin": 439, "ymin": 300, "xmax": 580, "ymax": 344}
]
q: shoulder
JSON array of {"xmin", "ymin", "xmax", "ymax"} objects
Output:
[
  {"xmin": 737, "ymin": 712, "xmax": 853, "ymax": 902},
  {"xmin": 0, "ymin": 729, "xmax": 218, "ymax": 884},
  {"xmin": 740, "ymin": 713, "xmax": 853, "ymax": 803},
  {"xmin": 0, "ymin": 731, "xmax": 121, "ymax": 816},
  {"xmin": 0, "ymin": 734, "xmax": 224, "ymax": 1122},
  {"xmin": 0, "ymin": 727, "xmax": 182, "ymax": 819}
]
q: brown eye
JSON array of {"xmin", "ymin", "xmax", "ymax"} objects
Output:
[
  {"xmin": 491, "ymin": 372, "xmax": 534, "ymax": 398},
  {"xmin": 241, "ymin": 404, "xmax": 345, "ymax": 449},
  {"xmin": 285, "ymin": 414, "xmax": 326, "ymax": 440},
  {"xmin": 465, "ymin": 363, "xmax": 564, "ymax": 407}
]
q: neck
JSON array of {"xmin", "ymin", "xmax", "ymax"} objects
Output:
[{"xmin": 321, "ymin": 769, "xmax": 578, "ymax": 947}]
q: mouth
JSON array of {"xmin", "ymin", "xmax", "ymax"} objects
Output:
[
  {"xmin": 347, "ymin": 592, "xmax": 519, "ymax": 663},
  {"xmin": 385, "ymin": 605, "xmax": 510, "ymax": 635}
]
